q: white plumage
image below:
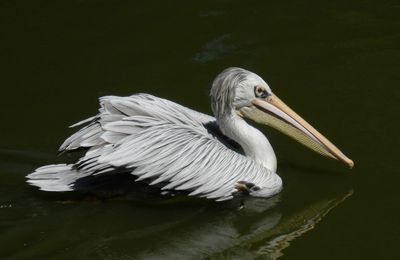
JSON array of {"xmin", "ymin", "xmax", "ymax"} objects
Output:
[
  {"xmin": 27, "ymin": 93, "xmax": 281, "ymax": 201},
  {"xmin": 27, "ymin": 67, "xmax": 353, "ymax": 201}
]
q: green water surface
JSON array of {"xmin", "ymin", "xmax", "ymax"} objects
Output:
[{"xmin": 0, "ymin": 0, "xmax": 399, "ymax": 259}]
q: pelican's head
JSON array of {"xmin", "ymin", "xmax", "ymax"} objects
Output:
[{"xmin": 210, "ymin": 67, "xmax": 354, "ymax": 168}]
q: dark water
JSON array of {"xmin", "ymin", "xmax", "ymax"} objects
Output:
[{"xmin": 1, "ymin": 0, "xmax": 399, "ymax": 259}]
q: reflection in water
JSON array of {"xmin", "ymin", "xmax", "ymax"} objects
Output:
[
  {"xmin": 135, "ymin": 197, "xmax": 282, "ymax": 259},
  {"xmin": 60, "ymin": 189, "xmax": 351, "ymax": 259},
  {"xmin": 133, "ymin": 191, "xmax": 352, "ymax": 259},
  {"xmin": 254, "ymin": 190, "xmax": 353, "ymax": 259}
]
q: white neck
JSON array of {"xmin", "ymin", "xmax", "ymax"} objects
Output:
[{"xmin": 217, "ymin": 113, "xmax": 277, "ymax": 172}]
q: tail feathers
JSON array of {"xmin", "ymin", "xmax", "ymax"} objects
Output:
[{"xmin": 27, "ymin": 164, "xmax": 90, "ymax": 192}]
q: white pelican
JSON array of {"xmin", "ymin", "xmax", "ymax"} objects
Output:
[{"xmin": 27, "ymin": 67, "xmax": 353, "ymax": 201}]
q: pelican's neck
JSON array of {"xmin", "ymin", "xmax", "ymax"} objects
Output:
[{"xmin": 217, "ymin": 113, "xmax": 277, "ymax": 172}]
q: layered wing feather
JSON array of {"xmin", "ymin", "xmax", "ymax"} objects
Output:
[
  {"xmin": 28, "ymin": 94, "xmax": 280, "ymax": 201},
  {"xmin": 59, "ymin": 94, "xmax": 214, "ymax": 152}
]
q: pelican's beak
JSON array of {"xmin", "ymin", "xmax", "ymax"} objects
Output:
[{"xmin": 240, "ymin": 94, "xmax": 354, "ymax": 168}]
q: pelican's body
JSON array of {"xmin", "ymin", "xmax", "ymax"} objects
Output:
[{"xmin": 27, "ymin": 68, "xmax": 353, "ymax": 201}]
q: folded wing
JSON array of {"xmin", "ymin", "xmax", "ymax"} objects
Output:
[{"xmin": 28, "ymin": 94, "xmax": 275, "ymax": 201}]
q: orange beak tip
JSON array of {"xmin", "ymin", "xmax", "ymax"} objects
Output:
[
  {"xmin": 348, "ymin": 160, "xmax": 354, "ymax": 169},
  {"xmin": 341, "ymin": 158, "xmax": 354, "ymax": 169}
]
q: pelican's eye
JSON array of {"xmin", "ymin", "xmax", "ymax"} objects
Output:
[{"xmin": 254, "ymin": 85, "xmax": 269, "ymax": 99}]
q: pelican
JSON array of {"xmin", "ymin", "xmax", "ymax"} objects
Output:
[{"xmin": 27, "ymin": 67, "xmax": 353, "ymax": 201}]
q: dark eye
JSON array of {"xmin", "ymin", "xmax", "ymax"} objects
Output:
[{"xmin": 254, "ymin": 85, "xmax": 269, "ymax": 98}]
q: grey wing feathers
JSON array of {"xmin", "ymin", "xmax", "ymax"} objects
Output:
[
  {"xmin": 27, "ymin": 164, "xmax": 87, "ymax": 192},
  {"xmin": 27, "ymin": 94, "xmax": 273, "ymax": 200},
  {"xmin": 84, "ymin": 116, "xmax": 272, "ymax": 200},
  {"xmin": 59, "ymin": 94, "xmax": 213, "ymax": 152}
]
